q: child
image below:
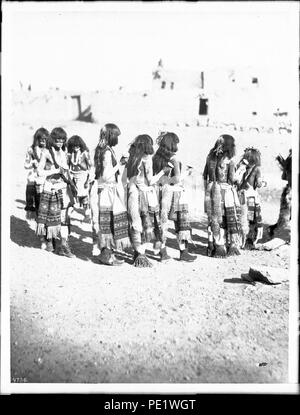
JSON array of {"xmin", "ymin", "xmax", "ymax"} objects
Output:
[
  {"xmin": 235, "ymin": 147, "xmax": 266, "ymax": 249},
  {"xmin": 67, "ymin": 135, "xmax": 92, "ymax": 220},
  {"xmin": 24, "ymin": 127, "xmax": 50, "ymax": 220},
  {"xmin": 36, "ymin": 127, "xmax": 76, "ymax": 257},
  {"xmin": 152, "ymin": 132, "xmax": 196, "ymax": 262},
  {"xmin": 90, "ymin": 123, "xmax": 130, "ymax": 265},
  {"xmin": 203, "ymin": 135, "xmax": 241, "ymax": 257},
  {"xmin": 126, "ymin": 134, "xmax": 168, "ymax": 267}
]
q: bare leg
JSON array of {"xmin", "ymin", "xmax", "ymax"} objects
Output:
[
  {"xmin": 131, "ymin": 229, "xmax": 152, "ymax": 267},
  {"xmin": 253, "ymin": 226, "xmax": 263, "ymax": 247},
  {"xmin": 227, "ymin": 233, "xmax": 241, "ymax": 256},
  {"xmin": 213, "ymin": 228, "xmax": 227, "ymax": 258},
  {"xmin": 207, "ymin": 226, "xmax": 214, "ymax": 256}
]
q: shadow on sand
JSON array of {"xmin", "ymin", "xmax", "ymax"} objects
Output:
[
  {"xmin": 11, "ymin": 214, "xmax": 210, "ymax": 262},
  {"xmin": 15, "ymin": 199, "xmax": 26, "ymax": 206},
  {"xmin": 224, "ymin": 276, "xmax": 255, "ymax": 286},
  {"xmin": 10, "ymin": 215, "xmax": 40, "ymax": 249},
  {"xmin": 166, "ymin": 220, "xmax": 208, "ymax": 257}
]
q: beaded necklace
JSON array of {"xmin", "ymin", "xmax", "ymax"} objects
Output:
[{"xmin": 71, "ymin": 150, "xmax": 81, "ymax": 166}]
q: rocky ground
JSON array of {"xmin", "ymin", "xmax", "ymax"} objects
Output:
[{"xmin": 10, "ymin": 203, "xmax": 290, "ymax": 383}]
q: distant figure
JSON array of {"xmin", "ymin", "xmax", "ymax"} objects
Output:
[
  {"xmin": 203, "ymin": 135, "xmax": 241, "ymax": 257},
  {"xmin": 152, "ymin": 70, "xmax": 161, "ymax": 80},
  {"xmin": 170, "ymin": 82, "xmax": 174, "ymax": 90},
  {"xmin": 152, "ymin": 59, "xmax": 164, "ymax": 80},
  {"xmin": 267, "ymin": 150, "xmax": 292, "ymax": 242},
  {"xmin": 199, "ymin": 98, "xmax": 208, "ymax": 116},
  {"xmin": 28, "ymin": 84, "xmax": 31, "ymax": 91}
]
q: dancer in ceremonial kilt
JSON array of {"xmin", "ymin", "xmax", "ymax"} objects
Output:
[
  {"xmin": 126, "ymin": 134, "xmax": 168, "ymax": 267},
  {"xmin": 90, "ymin": 123, "xmax": 130, "ymax": 265},
  {"xmin": 152, "ymin": 132, "xmax": 196, "ymax": 262},
  {"xmin": 235, "ymin": 147, "xmax": 266, "ymax": 249},
  {"xmin": 24, "ymin": 127, "xmax": 50, "ymax": 220},
  {"xmin": 203, "ymin": 135, "xmax": 241, "ymax": 258},
  {"xmin": 36, "ymin": 127, "xmax": 77, "ymax": 257},
  {"xmin": 67, "ymin": 135, "xmax": 92, "ymax": 220}
]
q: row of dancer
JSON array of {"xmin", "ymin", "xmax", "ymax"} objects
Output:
[
  {"xmin": 24, "ymin": 125, "xmax": 196, "ymax": 265},
  {"xmin": 203, "ymin": 135, "xmax": 267, "ymax": 257},
  {"xmin": 24, "ymin": 129, "xmax": 92, "ymax": 222},
  {"xmin": 24, "ymin": 125, "xmax": 266, "ymax": 266}
]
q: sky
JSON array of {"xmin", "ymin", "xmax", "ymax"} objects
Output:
[{"xmin": 3, "ymin": 1, "xmax": 299, "ymax": 91}]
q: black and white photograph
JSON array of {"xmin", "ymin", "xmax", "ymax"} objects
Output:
[{"xmin": 1, "ymin": 1, "xmax": 299, "ymax": 394}]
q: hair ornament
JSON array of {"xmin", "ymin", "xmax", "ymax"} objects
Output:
[
  {"xmin": 244, "ymin": 146, "xmax": 261, "ymax": 156},
  {"xmin": 156, "ymin": 131, "xmax": 168, "ymax": 146}
]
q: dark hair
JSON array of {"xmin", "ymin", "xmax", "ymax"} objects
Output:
[
  {"xmin": 67, "ymin": 135, "xmax": 88, "ymax": 153},
  {"xmin": 153, "ymin": 132, "xmax": 179, "ymax": 174},
  {"xmin": 32, "ymin": 127, "xmax": 49, "ymax": 148},
  {"xmin": 94, "ymin": 124, "xmax": 120, "ymax": 179},
  {"xmin": 276, "ymin": 150, "xmax": 292, "ymax": 185},
  {"xmin": 285, "ymin": 151, "xmax": 292, "ymax": 185},
  {"xmin": 209, "ymin": 134, "xmax": 236, "ymax": 160},
  {"xmin": 127, "ymin": 134, "xmax": 154, "ymax": 179},
  {"xmin": 242, "ymin": 147, "xmax": 261, "ymax": 167},
  {"xmin": 99, "ymin": 123, "xmax": 121, "ymax": 148},
  {"xmin": 49, "ymin": 127, "xmax": 67, "ymax": 151}
]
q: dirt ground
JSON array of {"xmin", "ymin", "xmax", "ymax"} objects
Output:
[{"xmin": 8, "ymin": 93, "xmax": 291, "ymax": 384}]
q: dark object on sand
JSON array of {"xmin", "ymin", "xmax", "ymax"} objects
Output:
[
  {"xmin": 242, "ymin": 265, "xmax": 289, "ymax": 285},
  {"xmin": 71, "ymin": 95, "xmax": 94, "ymax": 123}
]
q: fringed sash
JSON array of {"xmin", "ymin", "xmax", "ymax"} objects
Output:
[
  {"xmin": 205, "ymin": 182, "xmax": 241, "ymax": 236},
  {"xmin": 71, "ymin": 170, "xmax": 89, "ymax": 198},
  {"xmin": 224, "ymin": 185, "xmax": 241, "ymax": 235},
  {"xmin": 128, "ymin": 182, "xmax": 162, "ymax": 244},
  {"xmin": 238, "ymin": 187, "xmax": 262, "ymax": 230},
  {"xmin": 36, "ymin": 189, "xmax": 63, "ymax": 238},
  {"xmin": 97, "ymin": 183, "xmax": 130, "ymax": 251},
  {"xmin": 159, "ymin": 184, "xmax": 192, "ymax": 243}
]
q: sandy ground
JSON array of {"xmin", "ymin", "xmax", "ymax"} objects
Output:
[{"xmin": 8, "ymin": 92, "xmax": 291, "ymax": 384}]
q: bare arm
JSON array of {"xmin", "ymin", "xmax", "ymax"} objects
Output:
[
  {"xmin": 101, "ymin": 150, "xmax": 120, "ymax": 181},
  {"xmin": 36, "ymin": 151, "xmax": 60, "ymax": 177},
  {"xmin": 203, "ymin": 159, "xmax": 208, "ymax": 190},
  {"xmin": 82, "ymin": 151, "xmax": 92, "ymax": 186},
  {"xmin": 168, "ymin": 158, "xmax": 181, "ymax": 185},
  {"xmin": 66, "ymin": 153, "xmax": 70, "ymax": 166},
  {"xmin": 84, "ymin": 151, "xmax": 92, "ymax": 170},
  {"xmin": 254, "ymin": 167, "xmax": 263, "ymax": 188},
  {"xmin": 228, "ymin": 160, "xmax": 235, "ymax": 185},
  {"xmin": 143, "ymin": 155, "xmax": 165, "ymax": 185},
  {"xmin": 24, "ymin": 148, "xmax": 36, "ymax": 170},
  {"xmin": 234, "ymin": 161, "xmax": 247, "ymax": 185}
]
